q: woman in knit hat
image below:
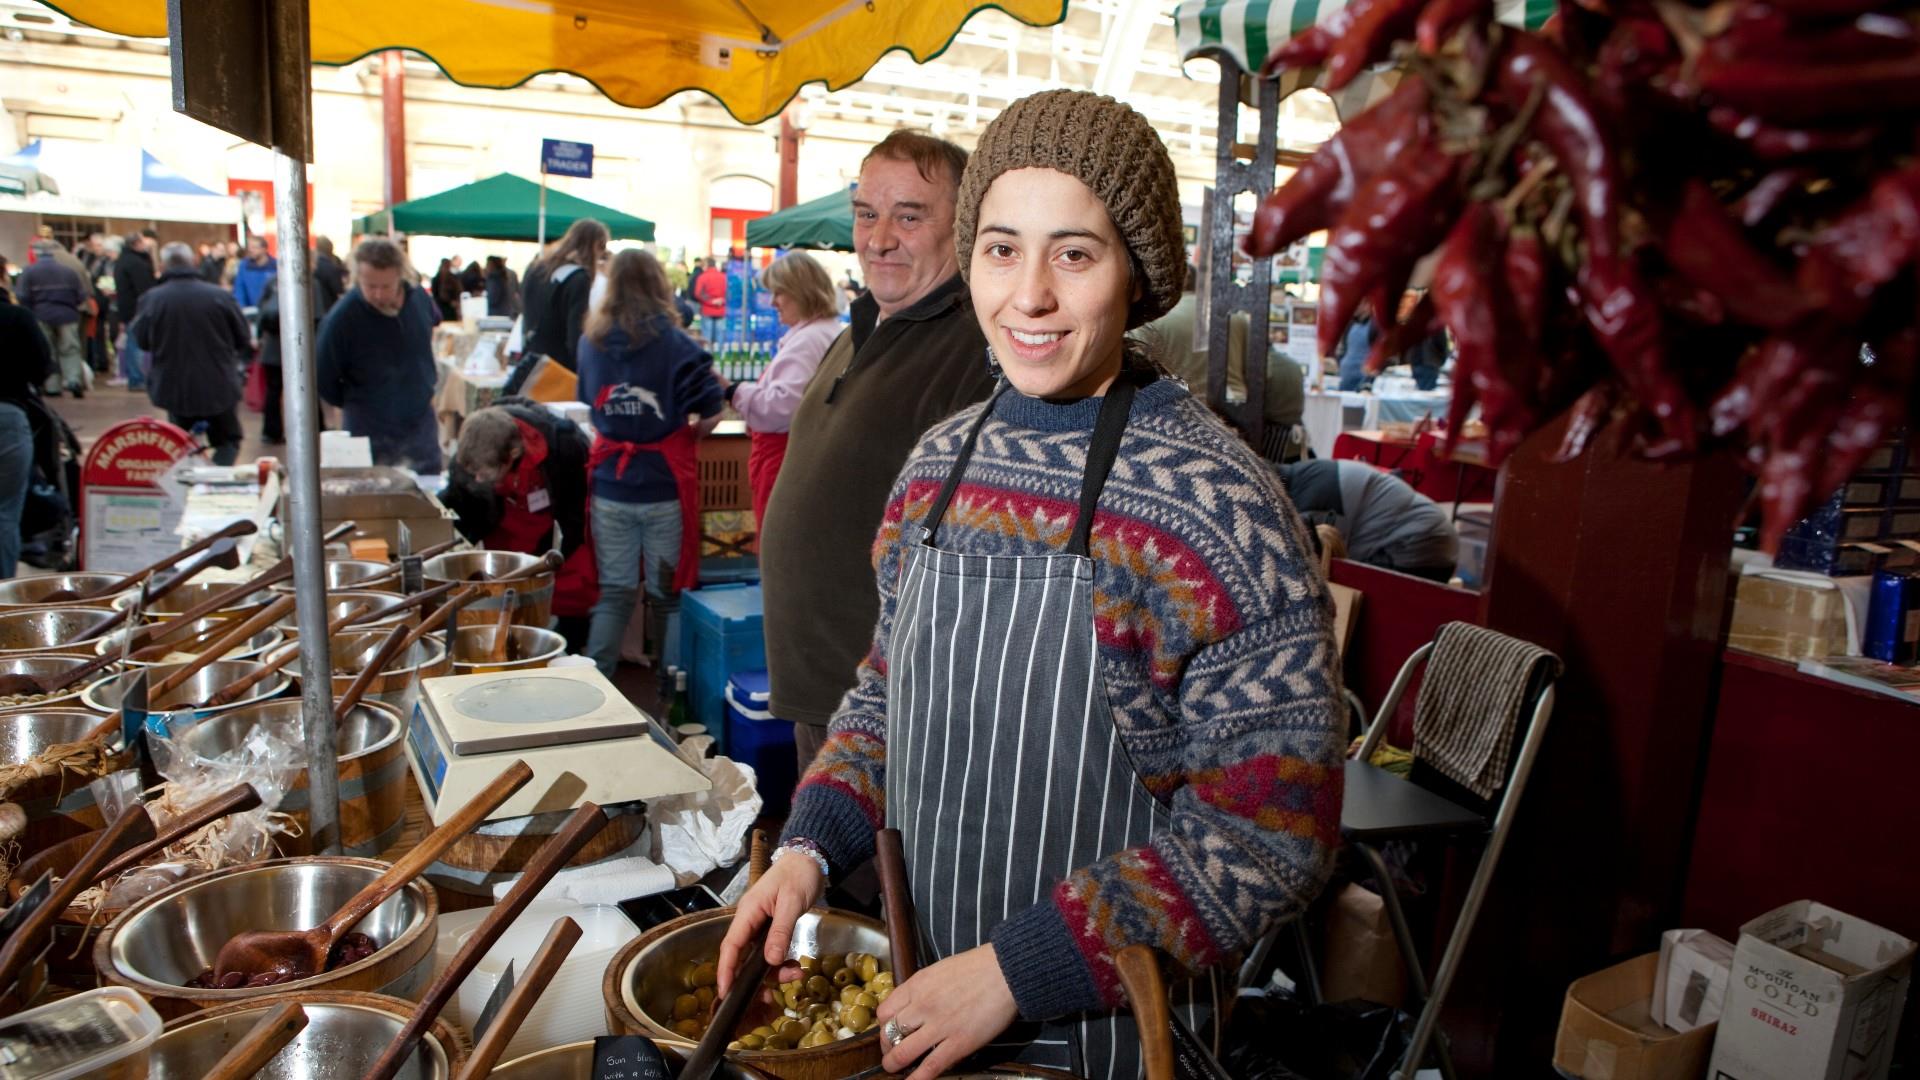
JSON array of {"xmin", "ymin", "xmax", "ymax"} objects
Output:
[{"xmin": 721, "ymin": 90, "xmax": 1344, "ymax": 1079}]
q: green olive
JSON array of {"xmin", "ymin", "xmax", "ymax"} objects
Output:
[
  {"xmin": 830, "ymin": 967, "xmax": 855, "ymax": 988},
  {"xmin": 874, "ymin": 986, "xmax": 891, "ymax": 1003},
  {"xmin": 779, "ymin": 1018, "xmax": 807, "ymax": 1041},
  {"xmin": 688, "ymin": 960, "xmax": 718, "ymax": 988},
  {"xmin": 859, "ymin": 954, "xmax": 880, "ymax": 982},
  {"xmin": 673, "ymin": 1018, "xmax": 703, "ymax": 1039},
  {"xmin": 680, "ymin": 962, "xmax": 700, "ymax": 989},
  {"xmin": 739, "ymin": 1033, "xmax": 765, "ymax": 1051},
  {"xmin": 728, "ymin": 1041, "xmax": 743, "ymax": 1051},
  {"xmin": 695, "ymin": 986, "xmax": 715, "ymax": 1008},
  {"xmin": 839, "ymin": 984, "xmax": 863, "ymax": 1006},
  {"xmin": 867, "ymin": 972, "xmax": 894, "ymax": 994},
  {"xmin": 763, "ymin": 1036, "xmax": 790, "ymax": 1052},
  {"xmin": 796, "ymin": 954, "xmax": 820, "ymax": 974},
  {"xmin": 751, "ymin": 1025, "xmax": 776, "ymax": 1040},
  {"xmin": 821, "ymin": 953, "xmax": 846, "ymax": 975},
  {"xmin": 845, "ymin": 1004, "xmax": 875, "ymax": 1031},
  {"xmin": 805, "ymin": 974, "xmax": 832, "ymax": 997},
  {"xmin": 672, "ymin": 993, "xmax": 700, "ymax": 1021}
]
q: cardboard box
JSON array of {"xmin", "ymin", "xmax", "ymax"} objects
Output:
[
  {"xmin": 1320, "ymin": 883, "xmax": 1406, "ymax": 1008},
  {"xmin": 1656, "ymin": 930, "xmax": 1734, "ymax": 1033},
  {"xmin": 1556, "ymin": 953, "xmax": 1717, "ymax": 1080},
  {"xmin": 278, "ymin": 466, "xmax": 458, "ymax": 552},
  {"xmin": 1726, "ymin": 575, "xmax": 1851, "ymax": 661},
  {"xmin": 1707, "ymin": 900, "xmax": 1915, "ymax": 1080}
]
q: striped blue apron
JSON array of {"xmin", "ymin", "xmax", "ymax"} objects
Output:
[{"xmin": 886, "ymin": 377, "xmax": 1219, "ymax": 1080}]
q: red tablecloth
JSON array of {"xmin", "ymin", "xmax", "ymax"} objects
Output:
[{"xmin": 1331, "ymin": 429, "xmax": 1497, "ymax": 503}]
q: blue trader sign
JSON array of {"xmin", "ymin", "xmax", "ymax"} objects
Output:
[{"xmin": 541, "ymin": 139, "xmax": 594, "ymax": 179}]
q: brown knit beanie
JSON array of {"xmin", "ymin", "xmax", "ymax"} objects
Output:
[{"xmin": 955, "ymin": 89, "xmax": 1187, "ymax": 329}]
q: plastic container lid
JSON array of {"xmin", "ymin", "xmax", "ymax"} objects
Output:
[
  {"xmin": 726, "ymin": 669, "xmax": 771, "ymax": 707},
  {"xmin": 0, "ymin": 985, "xmax": 162, "ymax": 1080},
  {"xmin": 434, "ymin": 901, "xmax": 640, "ymax": 1061},
  {"xmin": 723, "ymin": 682, "xmax": 776, "ymax": 722}
]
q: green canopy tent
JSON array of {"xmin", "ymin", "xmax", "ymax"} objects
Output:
[
  {"xmin": 745, "ymin": 186, "xmax": 853, "ymax": 251},
  {"xmin": 352, "ymin": 172, "xmax": 653, "ymax": 241}
]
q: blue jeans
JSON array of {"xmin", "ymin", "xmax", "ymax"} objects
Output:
[
  {"xmin": 119, "ymin": 331, "xmax": 147, "ymax": 390},
  {"xmin": 587, "ymin": 495, "xmax": 682, "ymax": 677},
  {"xmin": 700, "ymin": 315, "xmax": 723, "ymax": 345},
  {"xmin": 0, "ymin": 404, "xmax": 33, "ymax": 578}
]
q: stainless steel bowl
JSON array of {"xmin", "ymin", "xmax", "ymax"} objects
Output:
[
  {"xmin": 423, "ymin": 549, "xmax": 540, "ymax": 582},
  {"xmin": 448, "ymin": 625, "xmax": 566, "ymax": 675},
  {"xmin": 423, "ymin": 551, "xmax": 554, "ymax": 628},
  {"xmin": 0, "ymin": 655, "xmax": 118, "ymax": 710},
  {"xmin": 0, "ymin": 607, "xmax": 124, "ymax": 655},
  {"xmin": 269, "ymin": 559, "xmax": 398, "ymax": 595},
  {"xmin": 275, "ymin": 590, "xmax": 413, "ymax": 635},
  {"xmin": 95, "ymin": 617, "xmax": 285, "ymax": 666},
  {"xmin": 269, "ymin": 631, "xmax": 447, "ymax": 712},
  {"xmin": 116, "ymin": 580, "xmax": 276, "ymax": 617},
  {"xmin": 0, "ymin": 709, "xmax": 106, "ymax": 762},
  {"xmin": 97, "ymin": 857, "xmax": 436, "ymax": 997},
  {"xmin": 82, "ymin": 659, "xmax": 290, "ymax": 716},
  {"xmin": 488, "ymin": 1040, "xmax": 770, "ymax": 1080},
  {"xmin": 175, "ymin": 699, "xmax": 398, "ymax": 767},
  {"xmin": 148, "ymin": 994, "xmax": 457, "ymax": 1080},
  {"xmin": 0, "ymin": 573, "xmax": 129, "ymax": 610}
]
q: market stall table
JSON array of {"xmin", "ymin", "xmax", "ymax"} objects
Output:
[{"xmin": 1332, "ymin": 429, "xmax": 1498, "ymax": 506}]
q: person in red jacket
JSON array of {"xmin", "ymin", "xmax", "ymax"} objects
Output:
[{"xmin": 692, "ymin": 258, "xmax": 728, "ymax": 346}]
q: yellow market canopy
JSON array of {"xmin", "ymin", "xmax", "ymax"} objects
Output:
[{"xmin": 46, "ymin": 0, "xmax": 1069, "ymax": 124}]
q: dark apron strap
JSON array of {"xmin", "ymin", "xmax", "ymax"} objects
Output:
[
  {"xmin": 921, "ymin": 381, "xmax": 1009, "ymax": 547},
  {"xmin": 1066, "ymin": 376, "xmax": 1138, "ymax": 558}
]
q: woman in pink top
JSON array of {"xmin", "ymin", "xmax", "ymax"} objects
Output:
[{"xmin": 718, "ymin": 251, "xmax": 842, "ymax": 539}]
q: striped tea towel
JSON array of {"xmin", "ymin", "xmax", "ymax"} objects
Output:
[{"xmin": 1412, "ymin": 622, "xmax": 1561, "ymax": 800}]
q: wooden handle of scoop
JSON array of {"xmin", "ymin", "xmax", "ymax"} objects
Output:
[
  {"xmin": 875, "ymin": 827, "xmax": 919, "ymax": 983},
  {"xmin": 133, "ymin": 520, "xmax": 353, "ymax": 648},
  {"xmin": 145, "ymin": 593, "xmax": 296, "ymax": 703},
  {"xmin": 331, "ymin": 621, "xmax": 412, "ymax": 722},
  {"xmin": 344, "ymin": 581, "xmax": 457, "ymax": 629},
  {"xmin": 202, "ymin": 1000, "xmax": 308, "ymax": 1080},
  {"xmin": 453, "ymin": 916, "xmax": 583, "ymax": 1080},
  {"xmin": 360, "ymin": 800, "xmax": 609, "ymax": 1080},
  {"xmin": 320, "ymin": 759, "xmax": 535, "ymax": 944},
  {"xmin": 748, "ymin": 828, "xmax": 771, "ymax": 887},
  {"xmin": 485, "ymin": 588, "xmax": 516, "ymax": 663},
  {"xmin": 1116, "ymin": 945, "xmax": 1174, "ymax": 1080},
  {"xmin": 79, "ymin": 519, "xmax": 258, "ymax": 600},
  {"xmin": 356, "ymin": 538, "xmax": 459, "ymax": 585},
  {"xmin": 92, "ymin": 783, "xmax": 263, "ymax": 883},
  {"xmin": 394, "ymin": 585, "xmax": 480, "ymax": 656},
  {"xmin": 0, "ymin": 801, "xmax": 154, "ymax": 994},
  {"xmin": 200, "ymin": 601, "xmax": 362, "ymax": 711},
  {"xmin": 495, "ymin": 549, "xmax": 563, "ymax": 583},
  {"xmin": 685, "ymin": 925, "xmax": 771, "ymax": 1080}
]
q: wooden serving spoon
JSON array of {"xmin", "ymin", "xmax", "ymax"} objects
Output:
[
  {"xmin": 1115, "ymin": 945, "xmax": 1174, "ymax": 1080},
  {"xmin": 209, "ymin": 758, "xmax": 535, "ymax": 983},
  {"xmin": 359, "ymin": 800, "xmax": 609, "ymax": 1080},
  {"xmin": 485, "ymin": 588, "xmax": 517, "ymax": 664},
  {"xmin": 337, "ymin": 581, "xmax": 458, "ymax": 631},
  {"xmin": 684, "ymin": 924, "xmax": 772, "ymax": 1080},
  {"xmin": 134, "ymin": 594, "xmax": 298, "ymax": 708},
  {"xmin": 64, "ymin": 519, "xmax": 260, "ymax": 602},
  {"xmin": 202, "ymin": 1001, "xmax": 308, "ymax": 1080},
  {"xmin": 352, "ymin": 539, "xmax": 460, "ymax": 587},
  {"xmin": 394, "ymin": 585, "xmax": 481, "ymax": 658},
  {"xmin": 129, "ymin": 521, "xmax": 357, "ymax": 652},
  {"xmin": 201, "ymin": 602, "xmax": 373, "ymax": 711},
  {"xmin": 496, "ymin": 550, "xmax": 563, "ymax": 583},
  {"xmin": 91, "ymin": 783, "xmax": 263, "ymax": 883},
  {"xmin": 0, "ymin": 801, "xmax": 155, "ymax": 995},
  {"xmin": 329, "ymin": 622, "xmax": 413, "ymax": 722},
  {"xmin": 875, "ymin": 827, "xmax": 920, "ymax": 984},
  {"xmin": 451, "ymin": 916, "xmax": 583, "ymax": 1080}
]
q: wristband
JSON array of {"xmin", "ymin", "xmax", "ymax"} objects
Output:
[{"xmin": 772, "ymin": 839, "xmax": 830, "ymax": 880}]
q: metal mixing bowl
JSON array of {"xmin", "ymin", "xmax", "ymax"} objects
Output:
[
  {"xmin": 269, "ymin": 632, "xmax": 447, "ymax": 712},
  {"xmin": 147, "ymin": 993, "xmax": 459, "ymax": 1080},
  {"xmin": 96, "ymin": 857, "xmax": 436, "ymax": 1001},
  {"xmin": 0, "ymin": 573, "xmax": 129, "ymax": 611},
  {"xmin": 488, "ymin": 1040, "xmax": 770, "ymax": 1080},
  {"xmin": 448, "ymin": 625, "xmax": 566, "ymax": 675},
  {"xmin": 0, "ymin": 655, "xmax": 119, "ymax": 710},
  {"xmin": 423, "ymin": 551, "xmax": 554, "ymax": 628},
  {"xmin": 270, "ymin": 560, "xmax": 399, "ymax": 595},
  {"xmin": 95, "ymin": 617, "xmax": 285, "ymax": 666},
  {"xmin": 0, "ymin": 607, "xmax": 124, "ymax": 655},
  {"xmin": 117, "ymin": 581, "xmax": 276, "ymax": 617},
  {"xmin": 0, "ymin": 709, "xmax": 107, "ymax": 763},
  {"xmin": 275, "ymin": 591, "xmax": 414, "ymax": 635},
  {"xmin": 175, "ymin": 699, "xmax": 398, "ymax": 768},
  {"xmin": 81, "ymin": 659, "xmax": 290, "ymax": 717}
]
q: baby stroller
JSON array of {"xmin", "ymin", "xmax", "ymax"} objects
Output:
[{"xmin": 17, "ymin": 392, "xmax": 81, "ymax": 571}]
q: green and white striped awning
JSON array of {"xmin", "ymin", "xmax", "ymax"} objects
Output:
[{"xmin": 1173, "ymin": 0, "xmax": 1555, "ymax": 117}]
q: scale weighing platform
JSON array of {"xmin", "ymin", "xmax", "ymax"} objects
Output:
[{"xmin": 404, "ymin": 666, "xmax": 710, "ymax": 825}]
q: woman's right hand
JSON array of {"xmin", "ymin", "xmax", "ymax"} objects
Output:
[{"xmin": 716, "ymin": 849, "xmax": 825, "ymax": 996}]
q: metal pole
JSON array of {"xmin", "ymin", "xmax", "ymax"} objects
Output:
[{"xmin": 275, "ymin": 150, "xmax": 341, "ymax": 855}]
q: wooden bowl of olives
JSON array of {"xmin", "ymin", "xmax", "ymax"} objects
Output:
[{"xmin": 603, "ymin": 906, "xmax": 889, "ymax": 1080}]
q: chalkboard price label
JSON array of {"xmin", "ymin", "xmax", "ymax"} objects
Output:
[{"xmin": 591, "ymin": 1034, "xmax": 671, "ymax": 1080}]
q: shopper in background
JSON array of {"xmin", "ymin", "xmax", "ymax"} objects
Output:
[
  {"xmin": 460, "ymin": 259, "xmax": 485, "ymax": 298},
  {"xmin": 134, "ymin": 243, "xmax": 251, "ymax": 465},
  {"xmin": 232, "ymin": 235, "xmax": 276, "ymax": 309},
  {"xmin": 1279, "ymin": 458, "xmax": 1458, "ymax": 582},
  {"xmin": 199, "ymin": 241, "xmax": 227, "ymax": 284},
  {"xmin": 691, "ymin": 256, "xmax": 727, "ymax": 344},
  {"xmin": 0, "ymin": 292, "xmax": 53, "ymax": 577},
  {"xmin": 313, "ymin": 235, "xmax": 348, "ymax": 317},
  {"xmin": 431, "ymin": 258, "xmax": 462, "ymax": 322},
  {"xmin": 523, "ymin": 218, "xmax": 607, "ymax": 371},
  {"xmin": 484, "ymin": 255, "xmax": 521, "ymax": 319},
  {"xmin": 718, "ymin": 251, "xmax": 840, "ymax": 536},
  {"xmin": 576, "ymin": 248, "xmax": 723, "ymax": 676},
  {"xmin": 316, "ymin": 237, "xmax": 443, "ymax": 473},
  {"xmin": 254, "ymin": 269, "xmax": 321, "ymax": 446},
  {"xmin": 114, "ymin": 230, "xmax": 158, "ymax": 391},
  {"xmin": 757, "ymin": 128, "xmax": 997, "ymax": 777},
  {"xmin": 79, "ymin": 232, "xmax": 113, "ymax": 377},
  {"xmin": 1334, "ymin": 301, "xmax": 1377, "ymax": 392},
  {"xmin": 17, "ymin": 236, "xmax": 91, "ymax": 399}
]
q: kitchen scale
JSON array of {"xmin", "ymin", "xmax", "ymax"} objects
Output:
[{"xmin": 404, "ymin": 666, "xmax": 710, "ymax": 825}]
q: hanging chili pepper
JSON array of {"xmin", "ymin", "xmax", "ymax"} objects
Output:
[
  {"xmin": 1735, "ymin": 168, "xmax": 1814, "ymax": 227},
  {"xmin": 1577, "ymin": 256, "xmax": 1697, "ymax": 449},
  {"xmin": 1594, "ymin": 15, "xmax": 1677, "ymax": 120},
  {"xmin": 1432, "ymin": 204, "xmax": 1538, "ymax": 463},
  {"xmin": 1244, "ymin": 78, "xmax": 1433, "ymax": 257},
  {"xmin": 1495, "ymin": 33, "xmax": 1624, "ymax": 264},
  {"xmin": 1416, "ymin": 0, "xmax": 1490, "ymax": 54},
  {"xmin": 1699, "ymin": 55, "xmax": 1920, "ymax": 123},
  {"xmin": 1262, "ymin": 24, "xmax": 1335, "ymax": 75},
  {"xmin": 1665, "ymin": 180, "xmax": 1813, "ymax": 331},
  {"xmin": 1759, "ymin": 0, "xmax": 1902, "ymax": 22},
  {"xmin": 1704, "ymin": 107, "xmax": 1883, "ymax": 160},
  {"xmin": 1801, "ymin": 163, "xmax": 1920, "ymax": 315},
  {"xmin": 1365, "ymin": 291, "xmax": 1441, "ymax": 375},
  {"xmin": 1317, "ymin": 143, "xmax": 1462, "ymax": 358},
  {"xmin": 1552, "ymin": 382, "xmax": 1618, "ymax": 462},
  {"xmin": 1504, "ymin": 225, "xmax": 1548, "ymax": 345},
  {"xmin": 1326, "ymin": 0, "xmax": 1429, "ymax": 90}
]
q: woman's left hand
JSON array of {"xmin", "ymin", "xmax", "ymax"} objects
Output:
[{"xmin": 876, "ymin": 944, "xmax": 1019, "ymax": 1080}]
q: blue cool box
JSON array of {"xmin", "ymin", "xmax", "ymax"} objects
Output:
[
  {"xmin": 725, "ymin": 669, "xmax": 797, "ymax": 813},
  {"xmin": 679, "ymin": 583, "xmax": 765, "ymax": 755}
]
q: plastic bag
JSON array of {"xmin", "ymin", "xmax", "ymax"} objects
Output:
[
  {"xmin": 1222, "ymin": 988, "xmax": 1412, "ymax": 1080},
  {"xmin": 648, "ymin": 736, "xmax": 762, "ymax": 886}
]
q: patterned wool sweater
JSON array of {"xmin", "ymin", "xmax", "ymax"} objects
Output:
[{"xmin": 781, "ymin": 376, "xmax": 1344, "ymax": 1022}]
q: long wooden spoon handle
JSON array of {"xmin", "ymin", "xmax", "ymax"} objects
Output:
[
  {"xmin": 0, "ymin": 802, "xmax": 154, "ymax": 993},
  {"xmin": 203, "ymin": 1001, "xmax": 308, "ymax": 1080},
  {"xmin": 454, "ymin": 917, "xmax": 583, "ymax": 1080},
  {"xmin": 360, "ymin": 800, "xmax": 608, "ymax": 1080},
  {"xmin": 94, "ymin": 784, "xmax": 262, "ymax": 882},
  {"xmin": 83, "ymin": 519, "xmax": 257, "ymax": 599},
  {"xmin": 321, "ymin": 759, "xmax": 534, "ymax": 943},
  {"xmin": 149, "ymin": 593, "xmax": 297, "ymax": 702},
  {"xmin": 1116, "ymin": 945, "xmax": 1174, "ymax": 1080},
  {"xmin": 346, "ymin": 581, "xmax": 457, "ymax": 629},
  {"xmin": 486, "ymin": 589, "xmax": 516, "ymax": 663},
  {"xmin": 496, "ymin": 550, "xmax": 563, "ymax": 583},
  {"xmin": 875, "ymin": 827, "xmax": 920, "ymax": 983},
  {"xmin": 357, "ymin": 539, "xmax": 459, "ymax": 584},
  {"xmin": 135, "ymin": 520, "xmax": 353, "ymax": 647},
  {"xmin": 331, "ymin": 621, "xmax": 412, "ymax": 722},
  {"xmin": 395, "ymin": 586, "xmax": 481, "ymax": 655}
]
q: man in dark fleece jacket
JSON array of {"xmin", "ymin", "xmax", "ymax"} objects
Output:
[
  {"xmin": 756, "ymin": 130, "xmax": 996, "ymax": 776},
  {"xmin": 316, "ymin": 237, "xmax": 442, "ymax": 473}
]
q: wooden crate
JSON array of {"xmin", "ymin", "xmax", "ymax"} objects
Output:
[{"xmin": 698, "ymin": 433, "xmax": 751, "ymax": 512}]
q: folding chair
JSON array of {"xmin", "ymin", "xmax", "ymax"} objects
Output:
[{"xmin": 1344, "ymin": 624, "xmax": 1559, "ymax": 1080}]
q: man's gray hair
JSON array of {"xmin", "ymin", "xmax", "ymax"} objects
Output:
[
  {"xmin": 454, "ymin": 407, "xmax": 522, "ymax": 478},
  {"xmin": 159, "ymin": 242, "xmax": 197, "ymax": 273}
]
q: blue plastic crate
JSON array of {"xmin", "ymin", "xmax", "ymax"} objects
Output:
[
  {"xmin": 680, "ymin": 583, "xmax": 764, "ymax": 754},
  {"xmin": 726, "ymin": 670, "xmax": 797, "ymax": 812}
]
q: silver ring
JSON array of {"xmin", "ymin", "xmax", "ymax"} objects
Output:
[{"xmin": 883, "ymin": 1017, "xmax": 915, "ymax": 1046}]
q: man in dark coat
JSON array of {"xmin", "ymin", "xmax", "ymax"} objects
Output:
[
  {"xmin": 313, "ymin": 235, "xmax": 348, "ymax": 318},
  {"xmin": 16, "ymin": 238, "xmax": 89, "ymax": 397},
  {"xmin": 133, "ymin": 243, "xmax": 252, "ymax": 465},
  {"xmin": 114, "ymin": 231, "xmax": 160, "ymax": 391},
  {"xmin": 316, "ymin": 237, "xmax": 442, "ymax": 473}
]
